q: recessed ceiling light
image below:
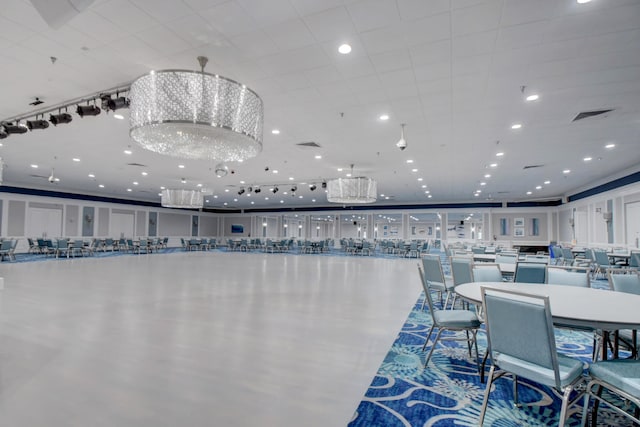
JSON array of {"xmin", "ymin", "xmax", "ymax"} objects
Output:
[
  {"xmin": 126, "ymin": 188, "xmax": 132, "ymax": 192},
  {"xmin": 205, "ymin": 199, "xmax": 209, "ymax": 203},
  {"xmin": 264, "ymin": 197, "xmax": 269, "ymax": 200},
  {"xmin": 496, "ymin": 152, "xmax": 504, "ymax": 157},
  {"xmin": 99, "ymin": 184, "xmax": 105, "ymax": 188},
  {"xmin": 315, "ymin": 155, "xmax": 322, "ymax": 159},
  {"xmin": 312, "ymin": 199, "xmax": 316, "ymax": 202},
  {"xmin": 251, "ymin": 201, "xmax": 254, "ymax": 205},
  {"xmin": 605, "ymin": 143, "xmax": 615, "ymax": 149},
  {"xmin": 141, "ymin": 172, "xmax": 148, "ymax": 176},
  {"xmin": 427, "ymin": 195, "xmax": 432, "ymax": 199},
  {"xmin": 298, "ymin": 195, "xmax": 303, "ymax": 199},
  {"xmin": 480, "ymin": 182, "xmax": 486, "ymax": 186},
  {"xmin": 72, "ymin": 158, "xmax": 80, "ymax": 162},
  {"xmin": 385, "ymin": 196, "xmax": 390, "ymax": 200},
  {"xmin": 283, "ymin": 191, "xmax": 288, "ymax": 195},
  {"xmin": 31, "ymin": 164, "xmax": 38, "ymax": 168},
  {"xmin": 411, "ymin": 168, "xmax": 418, "ymax": 172},
  {"xmin": 88, "ymin": 173, "xmax": 95, "ymax": 178},
  {"xmin": 536, "ymin": 185, "xmax": 542, "ymax": 190},
  {"xmin": 280, "ymin": 200, "xmax": 284, "ymax": 203},
  {"xmin": 224, "ymin": 202, "xmax": 228, "ymax": 206},
  {"xmin": 583, "ymin": 157, "xmax": 592, "ymax": 162},
  {"xmin": 425, "ymin": 190, "xmax": 430, "ymax": 194},
  {"xmin": 225, "ymin": 189, "xmax": 229, "ymax": 192},
  {"xmin": 338, "ymin": 43, "xmax": 352, "ymax": 54},
  {"xmin": 346, "ymin": 173, "xmax": 352, "ymax": 177},
  {"xmin": 417, "ymin": 178, "xmax": 423, "ymax": 181},
  {"xmin": 178, "ymin": 164, "xmax": 185, "ymax": 168},
  {"xmin": 240, "ymin": 180, "xmax": 245, "ymax": 184},
  {"xmin": 337, "ymin": 168, "xmax": 343, "ymax": 171},
  {"xmin": 160, "ymin": 186, "xmax": 165, "ymax": 190},
  {"xmin": 525, "ymin": 94, "xmax": 539, "ymax": 102},
  {"xmin": 272, "ymin": 170, "xmax": 278, "ymax": 174},
  {"xmin": 289, "ymin": 177, "xmax": 294, "ymax": 180},
  {"xmin": 563, "ymin": 169, "xmax": 571, "ymax": 174},
  {"xmin": 406, "ymin": 159, "xmax": 414, "ymax": 163},
  {"xmin": 511, "ymin": 123, "xmax": 522, "ymax": 130},
  {"xmin": 271, "ymin": 129, "xmax": 280, "ymax": 135},
  {"xmin": 527, "ymin": 191, "xmax": 532, "ymax": 195},
  {"xmin": 474, "ymin": 193, "xmax": 479, "ymax": 197},
  {"xmin": 113, "ymin": 114, "xmax": 124, "ymax": 120},
  {"xmin": 485, "ymin": 174, "xmax": 491, "ymax": 178},
  {"xmin": 379, "ymin": 114, "xmax": 389, "ymax": 121},
  {"xmin": 544, "ymin": 180, "xmax": 551, "ymax": 184},
  {"xmin": 233, "ymin": 198, "xmax": 238, "ymax": 202},
  {"xmin": 124, "ymin": 150, "xmax": 132, "ymax": 155},
  {"xmin": 181, "ymin": 179, "xmax": 186, "ymax": 184},
  {"xmin": 421, "ymin": 184, "xmax": 427, "ymax": 188},
  {"xmin": 577, "ymin": 0, "xmax": 591, "ymax": 3},
  {"xmin": 197, "ymin": 183, "xmax": 203, "ymax": 187},
  {"xmin": 490, "ymin": 163, "xmax": 498, "ymax": 168},
  {"xmin": 214, "ymin": 195, "xmax": 218, "ymax": 199}
]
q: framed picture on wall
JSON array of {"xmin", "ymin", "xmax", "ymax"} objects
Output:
[
  {"xmin": 514, "ymin": 217, "xmax": 525, "ymax": 227},
  {"xmin": 514, "ymin": 227, "xmax": 525, "ymax": 237}
]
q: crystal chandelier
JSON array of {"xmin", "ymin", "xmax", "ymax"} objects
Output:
[
  {"xmin": 161, "ymin": 189, "xmax": 203, "ymax": 209},
  {"xmin": 129, "ymin": 57, "xmax": 263, "ymax": 162},
  {"xmin": 326, "ymin": 165, "xmax": 377, "ymax": 204}
]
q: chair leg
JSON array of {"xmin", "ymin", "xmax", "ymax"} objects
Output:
[
  {"xmin": 558, "ymin": 385, "xmax": 574, "ymax": 427},
  {"xmin": 424, "ymin": 329, "xmax": 443, "ymax": 368},
  {"xmin": 513, "ymin": 375, "xmax": 519, "ymax": 406},
  {"xmin": 590, "ymin": 385, "xmax": 603, "ymax": 427},
  {"xmin": 478, "ymin": 365, "xmax": 496, "ymax": 426},
  {"xmin": 581, "ymin": 392, "xmax": 590, "ymax": 427},
  {"xmin": 422, "ymin": 325, "xmax": 436, "ymax": 351}
]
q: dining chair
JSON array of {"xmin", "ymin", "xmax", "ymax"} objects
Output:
[
  {"xmin": 583, "ymin": 359, "xmax": 640, "ymax": 427},
  {"xmin": 546, "ymin": 266, "xmax": 591, "ymax": 287},
  {"xmin": 608, "ymin": 271, "xmax": 640, "ymax": 295},
  {"xmin": 479, "ymin": 287, "xmax": 586, "ymax": 427},
  {"xmin": 0, "ymin": 240, "xmax": 13, "ymax": 261},
  {"xmin": 421, "ymin": 255, "xmax": 455, "ymax": 310},
  {"xmin": 592, "ymin": 249, "xmax": 613, "ymax": 279},
  {"xmin": 450, "ymin": 257, "xmax": 474, "ymax": 309},
  {"xmin": 472, "ymin": 263, "xmax": 503, "ymax": 283},
  {"xmin": 417, "ymin": 265, "xmax": 481, "ymax": 371},
  {"xmin": 513, "ymin": 262, "xmax": 547, "ymax": 284}
]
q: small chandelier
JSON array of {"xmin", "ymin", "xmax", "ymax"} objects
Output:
[
  {"xmin": 161, "ymin": 189, "xmax": 203, "ymax": 209},
  {"xmin": 129, "ymin": 56, "xmax": 263, "ymax": 162},
  {"xmin": 326, "ymin": 164, "xmax": 377, "ymax": 204}
]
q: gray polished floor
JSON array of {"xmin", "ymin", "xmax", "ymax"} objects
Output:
[{"xmin": 0, "ymin": 252, "xmax": 419, "ymax": 426}]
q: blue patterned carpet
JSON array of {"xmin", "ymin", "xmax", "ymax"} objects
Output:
[{"xmin": 348, "ymin": 284, "xmax": 635, "ymax": 427}]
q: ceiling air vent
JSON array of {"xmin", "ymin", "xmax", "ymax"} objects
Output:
[
  {"xmin": 127, "ymin": 163, "xmax": 148, "ymax": 167},
  {"xmin": 572, "ymin": 109, "xmax": 614, "ymax": 122},
  {"xmin": 296, "ymin": 142, "xmax": 321, "ymax": 148},
  {"xmin": 523, "ymin": 164, "xmax": 544, "ymax": 170}
]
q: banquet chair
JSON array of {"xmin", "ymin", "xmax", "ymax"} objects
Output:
[
  {"xmin": 421, "ymin": 255, "xmax": 455, "ymax": 310},
  {"xmin": 583, "ymin": 359, "xmax": 640, "ymax": 427},
  {"xmin": 592, "ymin": 249, "xmax": 614, "ymax": 279},
  {"xmin": 513, "ymin": 262, "xmax": 547, "ymax": 284},
  {"xmin": 472, "ymin": 264, "xmax": 503, "ymax": 283},
  {"xmin": 417, "ymin": 265, "xmax": 481, "ymax": 371},
  {"xmin": 479, "ymin": 288, "xmax": 586, "ymax": 427},
  {"xmin": 0, "ymin": 240, "xmax": 13, "ymax": 261},
  {"xmin": 450, "ymin": 257, "xmax": 474, "ymax": 309},
  {"xmin": 546, "ymin": 266, "xmax": 591, "ymax": 288},
  {"xmin": 609, "ymin": 271, "xmax": 640, "ymax": 295},
  {"xmin": 54, "ymin": 239, "xmax": 69, "ymax": 258}
]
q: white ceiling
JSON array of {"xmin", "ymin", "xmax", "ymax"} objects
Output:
[{"xmin": 1, "ymin": 0, "xmax": 639, "ymax": 211}]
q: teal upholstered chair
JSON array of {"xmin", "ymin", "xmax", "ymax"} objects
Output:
[
  {"xmin": 583, "ymin": 359, "xmax": 640, "ymax": 427},
  {"xmin": 479, "ymin": 288, "xmax": 586, "ymax": 426},
  {"xmin": 472, "ymin": 264, "xmax": 502, "ymax": 283},
  {"xmin": 421, "ymin": 255, "xmax": 455, "ymax": 310},
  {"xmin": 417, "ymin": 265, "xmax": 481, "ymax": 371},
  {"xmin": 514, "ymin": 262, "xmax": 547, "ymax": 284},
  {"xmin": 546, "ymin": 266, "xmax": 591, "ymax": 288},
  {"xmin": 609, "ymin": 272, "xmax": 640, "ymax": 295}
]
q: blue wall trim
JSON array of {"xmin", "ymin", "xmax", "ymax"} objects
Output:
[
  {"xmin": 243, "ymin": 202, "xmax": 503, "ymax": 214},
  {"xmin": 0, "ymin": 185, "xmax": 163, "ymax": 208},
  {"xmin": 507, "ymin": 200, "xmax": 562, "ymax": 207},
  {"xmin": 567, "ymin": 171, "xmax": 640, "ymax": 202}
]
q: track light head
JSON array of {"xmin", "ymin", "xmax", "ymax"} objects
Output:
[
  {"xmin": 3, "ymin": 123, "xmax": 28, "ymax": 134},
  {"xmin": 254, "ymin": 187, "xmax": 261, "ymax": 193},
  {"xmin": 309, "ymin": 184, "xmax": 317, "ymax": 191},
  {"xmin": 76, "ymin": 104, "xmax": 101, "ymax": 117},
  {"xmin": 106, "ymin": 96, "xmax": 129, "ymax": 111},
  {"xmin": 49, "ymin": 112, "xmax": 73, "ymax": 126},
  {"xmin": 291, "ymin": 186, "xmax": 297, "ymax": 192},
  {"xmin": 247, "ymin": 186, "xmax": 253, "ymax": 193},
  {"xmin": 0, "ymin": 126, "xmax": 7, "ymax": 139},
  {"xmin": 321, "ymin": 181, "xmax": 327, "ymax": 189},
  {"xmin": 26, "ymin": 119, "xmax": 49, "ymax": 130},
  {"xmin": 272, "ymin": 187, "xmax": 279, "ymax": 194},
  {"xmin": 238, "ymin": 188, "xmax": 245, "ymax": 195}
]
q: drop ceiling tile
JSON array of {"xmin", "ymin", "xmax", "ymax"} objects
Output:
[
  {"xmin": 413, "ymin": 62, "xmax": 450, "ymax": 82},
  {"xmin": 501, "ymin": 0, "xmax": 557, "ymax": 27},
  {"xmin": 304, "ymin": 65, "xmax": 343, "ymax": 86},
  {"xmin": 182, "ymin": 0, "xmax": 229, "ymax": 11},
  {"xmin": 360, "ymin": 24, "xmax": 406, "ymax": 55},
  {"xmin": 237, "ymin": 0, "xmax": 299, "ymax": 27},
  {"xmin": 92, "ymin": 0, "xmax": 158, "ymax": 33},
  {"xmin": 397, "ymin": 0, "xmax": 450, "ymax": 21},
  {"xmin": 0, "ymin": 0, "xmax": 51, "ymax": 33},
  {"xmin": 402, "ymin": 12, "xmax": 451, "ymax": 46},
  {"xmin": 451, "ymin": 0, "xmax": 502, "ymax": 37},
  {"xmin": 370, "ymin": 49, "xmax": 412, "ymax": 74},
  {"xmin": 334, "ymin": 56, "xmax": 376, "ymax": 79},
  {"xmin": 108, "ymin": 35, "xmax": 163, "ymax": 64},
  {"xmin": 230, "ymin": 31, "xmax": 280, "ymax": 59},
  {"xmin": 452, "ymin": 30, "xmax": 496, "ymax": 58},
  {"xmin": 264, "ymin": 18, "xmax": 316, "ymax": 51},
  {"xmin": 199, "ymin": 2, "xmax": 259, "ymax": 38},
  {"xmin": 290, "ymin": 0, "xmax": 345, "ymax": 17},
  {"xmin": 347, "ymin": 74, "xmax": 382, "ymax": 93},
  {"xmin": 68, "ymin": 10, "xmax": 134, "ymax": 44},
  {"xmin": 130, "ymin": 0, "xmax": 193, "ymax": 22},
  {"xmin": 303, "ymin": 7, "xmax": 357, "ymax": 42},
  {"xmin": 347, "ymin": 0, "xmax": 401, "ymax": 33},
  {"xmin": 136, "ymin": 25, "xmax": 192, "ymax": 55},
  {"xmin": 452, "ymin": 54, "xmax": 491, "ymax": 77},
  {"xmin": 409, "ymin": 39, "xmax": 451, "ymax": 66},
  {"xmin": 377, "ymin": 68, "xmax": 415, "ymax": 89},
  {"xmin": 496, "ymin": 22, "xmax": 546, "ymax": 51},
  {"xmin": 18, "ymin": 34, "xmax": 80, "ymax": 61},
  {"xmin": 0, "ymin": 16, "xmax": 34, "ymax": 43},
  {"xmin": 165, "ymin": 14, "xmax": 226, "ymax": 47}
]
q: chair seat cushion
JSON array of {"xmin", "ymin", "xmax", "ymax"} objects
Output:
[
  {"xmin": 495, "ymin": 353, "xmax": 584, "ymax": 389},
  {"xmin": 434, "ymin": 309, "xmax": 481, "ymax": 329},
  {"xmin": 589, "ymin": 359, "xmax": 640, "ymax": 397}
]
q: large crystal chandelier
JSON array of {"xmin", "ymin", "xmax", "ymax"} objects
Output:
[
  {"xmin": 161, "ymin": 189, "xmax": 203, "ymax": 209},
  {"xmin": 129, "ymin": 57, "xmax": 263, "ymax": 162},
  {"xmin": 326, "ymin": 165, "xmax": 377, "ymax": 204}
]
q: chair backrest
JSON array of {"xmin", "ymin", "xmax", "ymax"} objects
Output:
[
  {"xmin": 629, "ymin": 252, "xmax": 640, "ymax": 269},
  {"xmin": 421, "ymin": 255, "xmax": 446, "ymax": 287},
  {"xmin": 0, "ymin": 240, "xmax": 12, "ymax": 250},
  {"xmin": 496, "ymin": 253, "xmax": 518, "ymax": 264},
  {"xmin": 609, "ymin": 273, "xmax": 640, "ymax": 295},
  {"xmin": 593, "ymin": 249, "xmax": 611, "ymax": 267},
  {"xmin": 450, "ymin": 257, "xmax": 473, "ymax": 286},
  {"xmin": 482, "ymin": 287, "xmax": 562, "ymax": 389},
  {"xmin": 514, "ymin": 262, "xmax": 547, "ymax": 284},
  {"xmin": 524, "ymin": 254, "xmax": 549, "ymax": 264},
  {"xmin": 561, "ymin": 248, "xmax": 574, "ymax": 261},
  {"xmin": 546, "ymin": 266, "xmax": 590, "ymax": 287},
  {"xmin": 472, "ymin": 264, "xmax": 502, "ymax": 282},
  {"xmin": 472, "ymin": 247, "xmax": 485, "ymax": 254},
  {"xmin": 417, "ymin": 265, "xmax": 438, "ymax": 323}
]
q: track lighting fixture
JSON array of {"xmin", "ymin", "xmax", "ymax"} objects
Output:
[
  {"xmin": 105, "ymin": 96, "xmax": 129, "ymax": 111},
  {"xmin": 247, "ymin": 186, "xmax": 253, "ymax": 193},
  {"xmin": 49, "ymin": 112, "xmax": 73, "ymax": 126},
  {"xmin": 0, "ymin": 126, "xmax": 7, "ymax": 139},
  {"xmin": 309, "ymin": 184, "xmax": 317, "ymax": 191},
  {"xmin": 26, "ymin": 119, "xmax": 49, "ymax": 130},
  {"xmin": 3, "ymin": 123, "xmax": 28, "ymax": 134},
  {"xmin": 254, "ymin": 187, "xmax": 261, "ymax": 194},
  {"xmin": 238, "ymin": 188, "xmax": 245, "ymax": 195},
  {"xmin": 321, "ymin": 181, "xmax": 327, "ymax": 189},
  {"xmin": 76, "ymin": 104, "xmax": 101, "ymax": 117},
  {"xmin": 291, "ymin": 186, "xmax": 297, "ymax": 193},
  {"xmin": 272, "ymin": 187, "xmax": 279, "ymax": 194}
]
